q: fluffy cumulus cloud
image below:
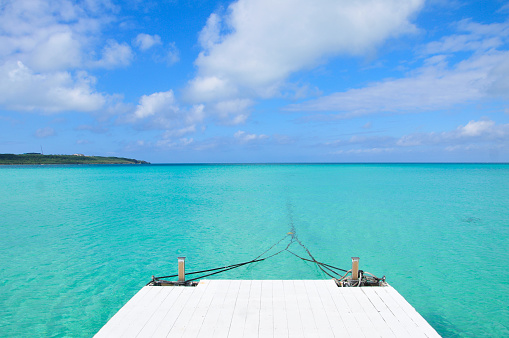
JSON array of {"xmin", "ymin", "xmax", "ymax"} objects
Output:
[
  {"xmin": 0, "ymin": 0, "xmax": 130, "ymax": 114},
  {"xmin": 93, "ymin": 40, "xmax": 133, "ymax": 69},
  {"xmin": 289, "ymin": 19, "xmax": 509, "ymax": 117},
  {"xmin": 1, "ymin": 0, "xmax": 83, "ymax": 72},
  {"xmin": 28, "ymin": 30, "xmax": 83, "ymax": 72},
  {"xmin": 187, "ymin": 0, "xmax": 424, "ymax": 121},
  {"xmin": 131, "ymin": 91, "xmax": 178, "ymax": 120},
  {"xmin": 134, "ymin": 34, "xmax": 162, "ymax": 51},
  {"xmin": 0, "ymin": 61, "xmax": 105, "ymax": 112},
  {"xmin": 125, "ymin": 90, "xmax": 205, "ymax": 136},
  {"xmin": 0, "ymin": 0, "xmax": 121, "ymax": 72}
]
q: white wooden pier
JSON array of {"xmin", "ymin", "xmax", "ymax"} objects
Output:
[{"xmin": 95, "ymin": 279, "xmax": 440, "ymax": 337}]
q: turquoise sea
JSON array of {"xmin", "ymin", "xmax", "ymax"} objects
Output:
[{"xmin": 0, "ymin": 164, "xmax": 508, "ymax": 337}]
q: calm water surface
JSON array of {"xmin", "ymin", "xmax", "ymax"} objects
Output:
[{"xmin": 0, "ymin": 164, "xmax": 508, "ymax": 337}]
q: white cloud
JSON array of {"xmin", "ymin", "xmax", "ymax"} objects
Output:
[
  {"xmin": 213, "ymin": 99, "xmax": 253, "ymax": 125},
  {"xmin": 0, "ymin": 61, "xmax": 105, "ymax": 113},
  {"xmin": 35, "ymin": 127, "xmax": 55, "ymax": 138},
  {"xmin": 0, "ymin": 0, "xmax": 129, "ymax": 114},
  {"xmin": 186, "ymin": 0, "xmax": 424, "ymax": 121},
  {"xmin": 188, "ymin": 76, "xmax": 236, "ymax": 102},
  {"xmin": 324, "ymin": 119, "xmax": 509, "ymax": 158},
  {"xmin": 131, "ymin": 90, "xmax": 178, "ymax": 120},
  {"xmin": 134, "ymin": 33, "xmax": 162, "ymax": 51},
  {"xmin": 162, "ymin": 125, "xmax": 197, "ymax": 138},
  {"xmin": 288, "ymin": 50, "xmax": 509, "ymax": 117},
  {"xmin": 125, "ymin": 90, "xmax": 205, "ymax": 136},
  {"xmin": 333, "ymin": 147, "xmax": 394, "ymax": 155},
  {"xmin": 421, "ymin": 19, "xmax": 509, "ymax": 55},
  {"xmin": 133, "ymin": 34, "xmax": 180, "ymax": 65},
  {"xmin": 198, "ymin": 13, "xmax": 222, "ymax": 50},
  {"xmin": 396, "ymin": 119, "xmax": 509, "ymax": 147},
  {"xmin": 166, "ymin": 42, "xmax": 180, "ymax": 65},
  {"xmin": 156, "ymin": 137, "xmax": 194, "ymax": 149},
  {"xmin": 193, "ymin": 0, "xmax": 422, "ymax": 96},
  {"xmin": 288, "ymin": 19, "xmax": 509, "ymax": 117},
  {"xmin": 76, "ymin": 139, "xmax": 91, "ymax": 144},
  {"xmin": 459, "ymin": 120, "xmax": 495, "ymax": 137},
  {"xmin": 29, "ymin": 31, "xmax": 83, "ymax": 71},
  {"xmin": 93, "ymin": 40, "xmax": 133, "ymax": 69},
  {"xmin": 234, "ymin": 130, "xmax": 269, "ymax": 143},
  {"xmin": 0, "ymin": 0, "xmax": 112, "ymax": 72},
  {"xmin": 325, "ymin": 135, "xmax": 393, "ymax": 148},
  {"xmin": 487, "ymin": 53, "xmax": 509, "ymax": 100}
]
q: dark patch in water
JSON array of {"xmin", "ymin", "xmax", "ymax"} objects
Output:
[
  {"xmin": 462, "ymin": 217, "xmax": 481, "ymax": 224},
  {"xmin": 426, "ymin": 313, "xmax": 464, "ymax": 338}
]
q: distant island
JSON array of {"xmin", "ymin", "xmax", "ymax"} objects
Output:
[{"xmin": 0, "ymin": 154, "xmax": 150, "ymax": 165}]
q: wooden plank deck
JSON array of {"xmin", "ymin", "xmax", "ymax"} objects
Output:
[{"xmin": 95, "ymin": 280, "xmax": 440, "ymax": 338}]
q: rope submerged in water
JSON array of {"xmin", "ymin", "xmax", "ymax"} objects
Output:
[
  {"xmin": 149, "ymin": 231, "xmax": 354, "ymax": 285},
  {"xmin": 150, "ymin": 203, "xmax": 384, "ymax": 286}
]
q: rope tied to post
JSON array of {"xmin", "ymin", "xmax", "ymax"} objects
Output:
[
  {"xmin": 149, "ymin": 203, "xmax": 384, "ymax": 287},
  {"xmin": 147, "ymin": 230, "xmax": 370, "ymax": 286}
]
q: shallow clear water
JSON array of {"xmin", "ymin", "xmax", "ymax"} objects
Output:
[{"xmin": 0, "ymin": 164, "xmax": 508, "ymax": 337}]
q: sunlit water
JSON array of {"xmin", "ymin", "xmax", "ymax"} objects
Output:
[{"xmin": 0, "ymin": 164, "xmax": 507, "ymax": 337}]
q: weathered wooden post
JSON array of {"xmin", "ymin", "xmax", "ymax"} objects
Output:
[
  {"xmin": 178, "ymin": 257, "xmax": 186, "ymax": 282},
  {"xmin": 351, "ymin": 257, "xmax": 359, "ymax": 281}
]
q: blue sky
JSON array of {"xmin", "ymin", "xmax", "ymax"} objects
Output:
[{"xmin": 1, "ymin": 0, "xmax": 508, "ymax": 163}]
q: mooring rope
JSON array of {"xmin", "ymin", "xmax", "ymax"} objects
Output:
[
  {"xmin": 286, "ymin": 249, "xmax": 349, "ymax": 277},
  {"xmin": 254, "ymin": 233, "xmax": 292, "ymax": 260},
  {"xmin": 151, "ymin": 232, "xmax": 350, "ymax": 284},
  {"xmin": 151, "ymin": 203, "xmax": 353, "ymax": 284},
  {"xmin": 283, "ymin": 203, "xmax": 348, "ymax": 279},
  {"xmin": 152, "ymin": 258, "xmax": 266, "ymax": 280},
  {"xmin": 184, "ymin": 260, "xmax": 262, "ymax": 283},
  {"xmin": 291, "ymin": 235, "xmax": 337, "ymax": 279}
]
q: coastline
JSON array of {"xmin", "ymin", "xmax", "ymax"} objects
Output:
[{"xmin": 0, "ymin": 154, "xmax": 149, "ymax": 165}]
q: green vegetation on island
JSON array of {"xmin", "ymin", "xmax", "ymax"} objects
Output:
[{"xmin": 0, "ymin": 154, "xmax": 150, "ymax": 165}]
